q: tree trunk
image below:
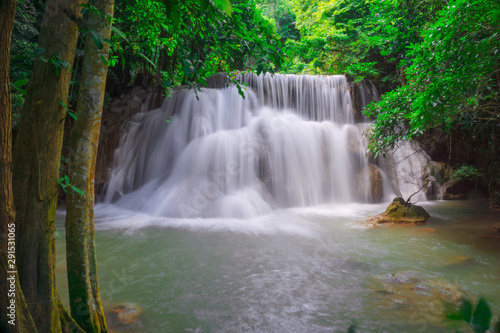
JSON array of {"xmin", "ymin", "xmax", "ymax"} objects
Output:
[
  {"xmin": 0, "ymin": 0, "xmax": 38, "ymax": 331},
  {"xmin": 65, "ymin": 0, "xmax": 114, "ymax": 331},
  {"xmin": 12, "ymin": 0, "xmax": 86, "ymax": 332}
]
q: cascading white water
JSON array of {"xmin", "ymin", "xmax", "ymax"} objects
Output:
[
  {"xmin": 104, "ymin": 73, "xmax": 436, "ymax": 218},
  {"xmin": 371, "ymin": 140, "xmax": 434, "ymax": 203}
]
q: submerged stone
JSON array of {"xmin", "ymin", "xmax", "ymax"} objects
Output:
[
  {"xmin": 372, "ymin": 271, "xmax": 466, "ymax": 303},
  {"xmin": 107, "ymin": 303, "xmax": 144, "ymax": 328},
  {"xmin": 378, "ymin": 271, "xmax": 421, "ymax": 284},
  {"xmin": 442, "ymin": 256, "xmax": 474, "ymax": 267},
  {"xmin": 414, "ymin": 227, "xmax": 436, "ymax": 234},
  {"xmin": 373, "ymin": 197, "xmax": 430, "ymax": 224},
  {"xmin": 370, "ymin": 271, "xmax": 467, "ymax": 328}
]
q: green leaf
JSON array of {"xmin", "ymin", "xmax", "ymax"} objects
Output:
[
  {"xmin": 58, "ymin": 176, "xmax": 67, "ymax": 186},
  {"xmin": 213, "ymin": 0, "xmax": 232, "ymax": 17},
  {"xmin": 461, "ymin": 298, "xmax": 473, "ymax": 324},
  {"xmin": 53, "ymin": 64, "xmax": 60, "ymax": 77},
  {"xmin": 11, "ymin": 54, "xmax": 25, "ymax": 61},
  {"xmin": 68, "ymin": 111, "xmax": 77, "ymax": 121},
  {"xmin": 14, "ymin": 79, "xmax": 29, "ymax": 88},
  {"xmin": 111, "ymin": 26, "xmax": 127, "ymax": 40},
  {"xmin": 472, "ymin": 298, "xmax": 492, "ymax": 333},
  {"xmin": 58, "ymin": 175, "xmax": 69, "ymax": 192},
  {"xmin": 90, "ymin": 30, "xmax": 104, "ymax": 49},
  {"xmin": 70, "ymin": 186, "xmax": 85, "ymax": 197},
  {"xmin": 137, "ymin": 51, "xmax": 156, "ymax": 68},
  {"xmin": 52, "ymin": 56, "xmax": 70, "ymax": 70},
  {"xmin": 61, "ymin": 100, "xmax": 77, "ymax": 120},
  {"xmin": 80, "ymin": 3, "xmax": 103, "ymax": 17},
  {"xmin": 256, "ymin": 64, "xmax": 264, "ymax": 75},
  {"xmin": 444, "ymin": 300, "xmax": 464, "ymax": 321}
]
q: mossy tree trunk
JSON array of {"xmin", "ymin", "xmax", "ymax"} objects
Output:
[
  {"xmin": 65, "ymin": 0, "xmax": 114, "ymax": 331},
  {"xmin": 0, "ymin": 0, "xmax": 38, "ymax": 331},
  {"xmin": 11, "ymin": 0, "xmax": 86, "ymax": 332}
]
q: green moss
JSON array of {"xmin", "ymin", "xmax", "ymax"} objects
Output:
[{"xmin": 380, "ymin": 197, "xmax": 430, "ymax": 224}]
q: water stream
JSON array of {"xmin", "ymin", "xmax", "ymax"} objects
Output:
[
  {"xmin": 56, "ymin": 74, "xmax": 499, "ymax": 332},
  {"xmin": 56, "ymin": 201, "xmax": 500, "ymax": 332},
  {"xmin": 103, "ymin": 74, "xmax": 434, "ymax": 218}
]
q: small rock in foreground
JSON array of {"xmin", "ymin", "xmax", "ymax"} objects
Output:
[{"xmin": 107, "ymin": 303, "xmax": 144, "ymax": 329}]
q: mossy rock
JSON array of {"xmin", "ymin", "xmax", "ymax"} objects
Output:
[{"xmin": 375, "ymin": 197, "xmax": 430, "ymax": 224}]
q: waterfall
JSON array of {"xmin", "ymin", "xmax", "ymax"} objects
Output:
[
  {"xmin": 104, "ymin": 73, "xmax": 436, "ymax": 218},
  {"xmin": 375, "ymin": 141, "xmax": 434, "ymax": 202}
]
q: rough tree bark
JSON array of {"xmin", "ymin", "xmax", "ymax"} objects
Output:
[
  {"xmin": 11, "ymin": 0, "xmax": 86, "ymax": 332},
  {"xmin": 65, "ymin": 0, "xmax": 114, "ymax": 332},
  {"xmin": 0, "ymin": 0, "xmax": 38, "ymax": 331}
]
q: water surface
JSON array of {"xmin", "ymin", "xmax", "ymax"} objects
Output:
[{"xmin": 56, "ymin": 200, "xmax": 500, "ymax": 332}]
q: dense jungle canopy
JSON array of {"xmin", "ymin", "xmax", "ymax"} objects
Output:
[{"xmin": 8, "ymin": 0, "xmax": 500, "ymax": 159}]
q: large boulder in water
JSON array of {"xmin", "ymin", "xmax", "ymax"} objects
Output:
[{"xmin": 373, "ymin": 197, "xmax": 430, "ymax": 224}]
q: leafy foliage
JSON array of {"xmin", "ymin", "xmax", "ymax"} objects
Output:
[
  {"xmin": 108, "ymin": 0, "xmax": 282, "ymax": 92},
  {"xmin": 11, "ymin": 0, "xmax": 284, "ymax": 112},
  {"xmin": 257, "ymin": 0, "xmax": 300, "ymax": 41},
  {"xmin": 10, "ymin": 0, "xmax": 41, "ymax": 129},
  {"xmin": 10, "ymin": 0, "xmax": 500, "ymax": 196},
  {"xmin": 279, "ymin": 0, "xmax": 440, "ymax": 81},
  {"xmin": 451, "ymin": 165, "xmax": 482, "ymax": 183},
  {"xmin": 58, "ymin": 174, "xmax": 85, "ymax": 197},
  {"xmin": 444, "ymin": 297, "xmax": 496, "ymax": 333},
  {"xmin": 365, "ymin": 0, "xmax": 500, "ymax": 156}
]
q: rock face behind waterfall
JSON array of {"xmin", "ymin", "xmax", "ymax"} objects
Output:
[
  {"xmin": 101, "ymin": 73, "xmax": 442, "ymax": 218},
  {"xmin": 372, "ymin": 198, "xmax": 430, "ymax": 224},
  {"xmin": 349, "ymin": 79, "xmax": 380, "ymax": 122},
  {"xmin": 95, "ymin": 85, "xmax": 164, "ymax": 199}
]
